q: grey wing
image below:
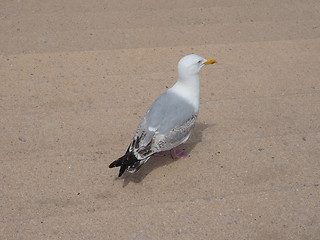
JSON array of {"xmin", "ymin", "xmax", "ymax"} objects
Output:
[
  {"xmin": 129, "ymin": 91, "xmax": 197, "ymax": 158},
  {"xmin": 153, "ymin": 113, "xmax": 197, "ymax": 152}
]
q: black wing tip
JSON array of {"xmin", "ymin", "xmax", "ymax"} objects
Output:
[
  {"xmin": 109, "ymin": 160, "xmax": 118, "ymax": 168},
  {"xmin": 109, "ymin": 152, "xmax": 139, "ymax": 177},
  {"xmin": 109, "ymin": 160, "xmax": 126, "ymax": 177},
  {"xmin": 118, "ymin": 166, "xmax": 126, "ymax": 177},
  {"xmin": 109, "ymin": 154, "xmax": 127, "ymax": 169}
]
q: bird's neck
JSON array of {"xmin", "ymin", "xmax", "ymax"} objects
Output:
[{"xmin": 170, "ymin": 75, "xmax": 200, "ymax": 111}]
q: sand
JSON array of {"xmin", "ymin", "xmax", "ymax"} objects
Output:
[{"xmin": 1, "ymin": 0, "xmax": 320, "ymax": 239}]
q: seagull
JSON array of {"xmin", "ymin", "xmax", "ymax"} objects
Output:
[{"xmin": 109, "ymin": 54, "xmax": 216, "ymax": 177}]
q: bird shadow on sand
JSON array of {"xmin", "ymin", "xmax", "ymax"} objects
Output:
[{"xmin": 114, "ymin": 122, "xmax": 214, "ymax": 187}]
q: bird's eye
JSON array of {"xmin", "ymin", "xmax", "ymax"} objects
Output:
[{"xmin": 198, "ymin": 60, "xmax": 202, "ymax": 64}]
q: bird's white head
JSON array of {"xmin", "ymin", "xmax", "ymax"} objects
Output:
[{"xmin": 177, "ymin": 54, "xmax": 216, "ymax": 80}]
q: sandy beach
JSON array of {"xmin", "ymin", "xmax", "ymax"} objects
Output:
[{"xmin": 1, "ymin": 0, "xmax": 320, "ymax": 239}]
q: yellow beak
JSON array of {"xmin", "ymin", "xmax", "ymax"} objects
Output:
[{"xmin": 204, "ymin": 58, "xmax": 216, "ymax": 65}]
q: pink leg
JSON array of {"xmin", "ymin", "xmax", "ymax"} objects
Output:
[
  {"xmin": 154, "ymin": 151, "xmax": 166, "ymax": 157},
  {"xmin": 170, "ymin": 148, "xmax": 189, "ymax": 159}
]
